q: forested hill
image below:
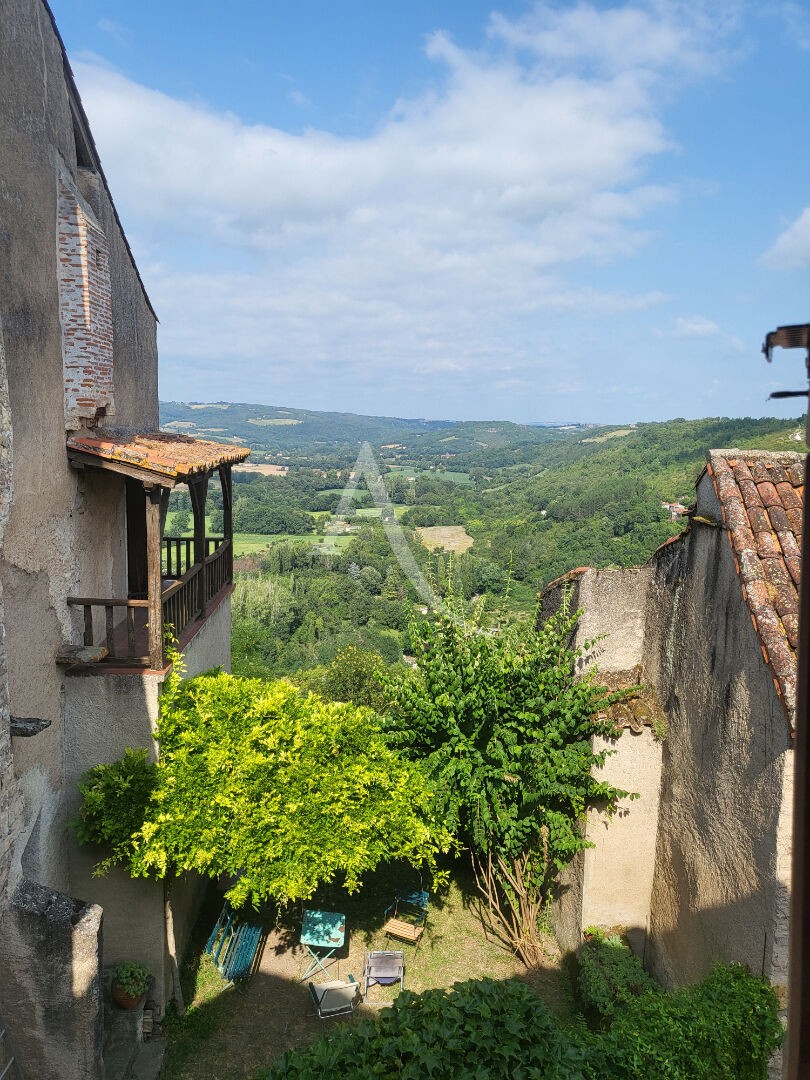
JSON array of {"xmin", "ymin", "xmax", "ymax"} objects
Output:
[
  {"xmin": 160, "ymin": 402, "xmax": 806, "ymax": 595},
  {"xmin": 468, "ymin": 416, "xmax": 808, "ymax": 587},
  {"xmin": 159, "ymin": 400, "xmax": 573, "ymax": 466}
]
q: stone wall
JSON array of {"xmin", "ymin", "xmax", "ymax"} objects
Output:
[
  {"xmin": 545, "ymin": 568, "xmax": 663, "ymax": 956},
  {"xmin": 644, "ymin": 478, "xmax": 793, "ymax": 992},
  {"xmin": 2, "ymin": 880, "xmax": 103, "ymax": 1080}
]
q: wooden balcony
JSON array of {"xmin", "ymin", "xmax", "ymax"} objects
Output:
[
  {"xmin": 63, "ymin": 430, "xmax": 249, "ymax": 671},
  {"xmin": 66, "ymin": 536, "xmax": 233, "ymax": 669}
]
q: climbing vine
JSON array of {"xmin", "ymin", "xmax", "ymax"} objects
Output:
[{"xmin": 75, "ymin": 668, "xmax": 449, "ymax": 909}]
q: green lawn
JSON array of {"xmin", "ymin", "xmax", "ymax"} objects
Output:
[
  {"xmin": 354, "ymin": 505, "xmax": 408, "ymax": 519},
  {"xmin": 165, "ymin": 512, "xmax": 355, "ymax": 558}
]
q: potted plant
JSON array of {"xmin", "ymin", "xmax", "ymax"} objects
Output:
[{"xmin": 111, "ymin": 961, "xmax": 150, "ymax": 1009}]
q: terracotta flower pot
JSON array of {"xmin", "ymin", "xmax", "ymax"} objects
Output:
[{"xmin": 111, "ymin": 982, "xmax": 145, "ymax": 1010}]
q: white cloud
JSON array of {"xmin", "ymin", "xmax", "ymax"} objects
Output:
[
  {"xmin": 96, "ymin": 19, "xmax": 132, "ymax": 48},
  {"xmin": 771, "ymin": 2, "xmax": 810, "ymax": 51},
  {"xmin": 672, "ymin": 315, "xmax": 720, "ymax": 337},
  {"xmin": 763, "ymin": 207, "xmax": 810, "ymax": 269},
  {"xmin": 71, "ymin": 1, "xmax": 740, "ymax": 408},
  {"xmin": 488, "ymin": 1, "xmax": 741, "ymax": 80}
]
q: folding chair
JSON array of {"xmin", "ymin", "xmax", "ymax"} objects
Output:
[
  {"xmin": 363, "ymin": 950, "xmax": 405, "ymax": 1002},
  {"xmin": 381, "ymin": 889, "xmax": 429, "ymax": 951},
  {"xmin": 308, "ymin": 975, "xmax": 361, "ymax": 1019}
]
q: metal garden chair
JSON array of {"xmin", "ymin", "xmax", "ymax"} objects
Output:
[
  {"xmin": 381, "ymin": 888, "xmax": 429, "ymax": 950},
  {"xmin": 363, "ymin": 950, "xmax": 405, "ymax": 1002},
  {"xmin": 308, "ymin": 975, "xmax": 362, "ymax": 1019}
]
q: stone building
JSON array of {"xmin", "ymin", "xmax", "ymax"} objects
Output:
[
  {"xmin": 0, "ymin": 3, "xmax": 248, "ymax": 1075},
  {"xmin": 543, "ymin": 448, "xmax": 800, "ymax": 1014}
]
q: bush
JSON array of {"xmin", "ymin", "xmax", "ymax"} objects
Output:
[
  {"xmin": 587, "ymin": 964, "xmax": 782, "ymax": 1080},
  {"xmin": 259, "ymin": 978, "xmax": 586, "ymax": 1079},
  {"xmin": 72, "ymin": 748, "xmax": 157, "ymax": 875},
  {"xmin": 577, "ymin": 929, "xmax": 654, "ymax": 1019},
  {"xmin": 256, "ymin": 966, "xmax": 781, "ymax": 1080}
]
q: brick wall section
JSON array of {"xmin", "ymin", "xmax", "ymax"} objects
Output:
[{"xmin": 57, "ymin": 172, "xmax": 115, "ymax": 429}]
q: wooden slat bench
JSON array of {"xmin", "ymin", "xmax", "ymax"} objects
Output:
[{"xmin": 382, "ymin": 917, "xmax": 425, "ymax": 949}]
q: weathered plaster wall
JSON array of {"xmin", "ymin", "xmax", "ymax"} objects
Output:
[
  {"xmin": 546, "ymin": 568, "xmax": 663, "ymax": 956},
  {"xmin": 644, "ymin": 476, "xmax": 793, "ymax": 990},
  {"xmin": 183, "ymin": 594, "xmax": 233, "ymax": 676},
  {"xmin": 581, "ymin": 729, "xmax": 663, "ymax": 957}
]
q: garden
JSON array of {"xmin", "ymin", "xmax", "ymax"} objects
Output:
[{"xmin": 74, "ymin": 598, "xmax": 782, "ymax": 1079}]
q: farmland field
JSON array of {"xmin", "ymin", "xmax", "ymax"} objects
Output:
[{"xmin": 416, "ymin": 525, "xmax": 474, "ymax": 553}]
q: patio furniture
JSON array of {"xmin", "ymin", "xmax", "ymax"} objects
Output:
[
  {"xmin": 308, "ymin": 975, "xmax": 362, "ymax": 1019},
  {"xmin": 381, "ymin": 889, "xmax": 429, "ymax": 950},
  {"xmin": 205, "ymin": 903, "xmax": 263, "ymax": 982},
  {"xmin": 363, "ymin": 950, "xmax": 405, "ymax": 1001},
  {"xmin": 300, "ymin": 908, "xmax": 346, "ymax": 981}
]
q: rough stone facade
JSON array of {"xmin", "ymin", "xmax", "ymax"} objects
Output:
[
  {"xmin": 0, "ymin": 3, "xmax": 233, "ymax": 1075},
  {"xmin": 543, "ymin": 449, "xmax": 800, "ymax": 1074}
]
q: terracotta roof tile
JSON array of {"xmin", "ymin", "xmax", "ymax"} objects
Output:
[
  {"xmin": 746, "ymin": 504, "xmax": 772, "ymax": 533},
  {"xmin": 786, "ymin": 556, "xmax": 802, "ymax": 587},
  {"xmin": 67, "ymin": 430, "xmax": 251, "ymax": 482},
  {"xmin": 737, "ymin": 478, "xmax": 762, "ymax": 508},
  {"xmin": 777, "ymin": 482, "xmax": 802, "ymax": 511},
  {"xmin": 783, "ymin": 613, "xmax": 800, "ymax": 649},
  {"xmin": 708, "ymin": 449, "xmax": 804, "ymax": 730},
  {"xmin": 767, "ymin": 505, "xmax": 792, "ymax": 534},
  {"xmin": 766, "ymin": 463, "xmax": 791, "ymax": 486},
  {"xmin": 757, "ymin": 481, "xmax": 781, "ymax": 508},
  {"xmin": 777, "ymin": 530, "xmax": 801, "ymax": 560},
  {"xmin": 756, "ymin": 531, "xmax": 782, "ymax": 558},
  {"xmin": 748, "ymin": 460, "xmax": 773, "ymax": 484}
]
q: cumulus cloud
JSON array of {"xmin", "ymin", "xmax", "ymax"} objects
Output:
[
  {"xmin": 71, "ymin": 1, "xmax": 740, "ymax": 409},
  {"xmin": 763, "ymin": 207, "xmax": 810, "ymax": 269}
]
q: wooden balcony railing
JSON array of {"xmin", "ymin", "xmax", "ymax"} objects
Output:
[
  {"xmin": 65, "ymin": 597, "xmax": 151, "ymax": 665},
  {"xmin": 68, "ymin": 536, "xmax": 233, "ymax": 668},
  {"xmin": 163, "ymin": 535, "xmax": 225, "ymax": 579}
]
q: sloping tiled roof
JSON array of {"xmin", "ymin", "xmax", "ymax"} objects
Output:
[
  {"xmin": 706, "ymin": 449, "xmax": 804, "ymax": 725},
  {"xmin": 67, "ymin": 431, "xmax": 250, "ymax": 482}
]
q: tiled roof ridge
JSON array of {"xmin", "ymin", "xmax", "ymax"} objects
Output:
[{"xmin": 707, "ymin": 448, "xmax": 804, "ymax": 729}]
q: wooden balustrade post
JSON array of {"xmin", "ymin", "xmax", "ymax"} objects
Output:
[
  {"xmin": 189, "ymin": 475, "xmax": 209, "ymax": 619},
  {"xmin": 145, "ymin": 484, "xmax": 165, "ymax": 669},
  {"xmin": 219, "ymin": 464, "xmax": 234, "ymax": 586}
]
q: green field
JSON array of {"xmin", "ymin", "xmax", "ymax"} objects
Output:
[{"xmin": 354, "ymin": 505, "xmax": 408, "ymax": 519}]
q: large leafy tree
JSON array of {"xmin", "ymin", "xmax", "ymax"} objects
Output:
[
  {"xmin": 385, "ymin": 596, "xmax": 631, "ymax": 965},
  {"xmin": 75, "ymin": 669, "xmax": 448, "ymax": 909}
]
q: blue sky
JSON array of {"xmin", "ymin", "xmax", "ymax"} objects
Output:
[{"xmin": 51, "ymin": 1, "xmax": 810, "ymax": 424}]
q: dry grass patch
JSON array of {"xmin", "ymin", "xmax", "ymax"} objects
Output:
[{"xmin": 416, "ymin": 525, "xmax": 474, "ymax": 553}]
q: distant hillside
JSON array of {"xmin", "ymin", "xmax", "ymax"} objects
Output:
[
  {"xmin": 471, "ymin": 415, "xmax": 808, "ymax": 587},
  {"xmin": 159, "ymin": 401, "xmax": 582, "ymax": 465}
]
